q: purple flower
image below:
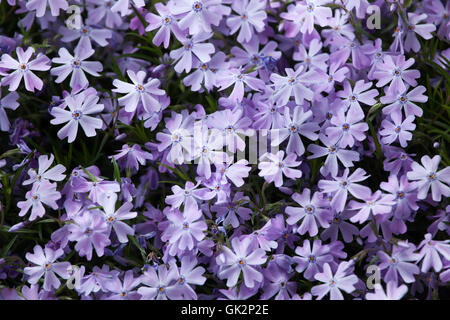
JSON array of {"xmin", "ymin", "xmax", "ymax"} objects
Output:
[
  {"xmin": 380, "ymin": 113, "xmax": 416, "ymax": 148},
  {"xmin": 26, "ymin": 0, "xmax": 68, "ymax": 17},
  {"xmin": 111, "ymin": 0, "xmax": 145, "ymax": 16},
  {"xmin": 170, "ymin": 0, "xmax": 231, "ymax": 35},
  {"xmin": 161, "ymin": 207, "xmax": 207, "ymax": 256},
  {"xmin": 183, "ymin": 52, "xmax": 228, "ymax": 92},
  {"xmin": 293, "ymin": 240, "xmax": 332, "ymax": 280},
  {"xmin": 281, "ymin": 0, "xmax": 332, "ymax": 35},
  {"xmin": 170, "ymin": 32, "xmax": 215, "ymax": 73},
  {"xmin": 18, "ymin": 181, "xmax": 61, "ymax": 221},
  {"xmin": 0, "ymin": 47, "xmax": 51, "ymax": 92},
  {"xmin": 378, "ymin": 243, "xmax": 420, "ymax": 284},
  {"xmin": 59, "ymin": 24, "xmax": 113, "ymax": 51},
  {"xmin": 318, "ymin": 168, "xmax": 371, "ymax": 213},
  {"xmin": 261, "ymin": 265, "xmax": 297, "ymax": 300},
  {"xmin": 404, "ymin": 13, "xmax": 436, "ymax": 53},
  {"xmin": 258, "ymin": 151, "xmax": 302, "ymax": 188},
  {"xmin": 321, "ymin": 210, "xmax": 360, "ymax": 243},
  {"xmin": 365, "ymin": 282, "xmax": 408, "ymax": 300},
  {"xmin": 380, "ymin": 85, "xmax": 426, "ymax": 118},
  {"xmin": 23, "ymin": 154, "xmax": 66, "ymax": 186},
  {"xmin": 407, "ymin": 155, "xmax": 450, "ymax": 201},
  {"xmin": 336, "ymin": 80, "xmax": 379, "ymax": 116},
  {"xmin": 416, "ymin": 233, "xmax": 450, "ymax": 273},
  {"xmin": 166, "ymin": 256, "xmax": 206, "ymax": 299},
  {"xmin": 211, "ymin": 192, "xmax": 252, "ymax": 228},
  {"xmin": 286, "ymin": 188, "xmax": 331, "ymax": 236},
  {"xmin": 326, "ymin": 107, "xmax": 368, "ymax": 148},
  {"xmin": 111, "ymin": 144, "xmax": 153, "ymax": 172},
  {"xmin": 373, "ymin": 54, "xmax": 420, "ymax": 95},
  {"xmin": 226, "ymin": 0, "xmax": 267, "ymax": 43},
  {"xmin": 145, "ymin": 2, "xmax": 186, "ymax": 48},
  {"xmin": 270, "ymin": 66, "xmax": 325, "ymax": 106},
  {"xmin": 138, "ymin": 264, "xmax": 178, "ymax": 300},
  {"xmin": 217, "ymin": 67, "xmax": 265, "ymax": 102},
  {"xmin": 311, "ymin": 261, "xmax": 358, "ymax": 300},
  {"xmin": 156, "ymin": 112, "xmax": 195, "ymax": 165},
  {"xmin": 307, "ymin": 135, "xmax": 360, "ymax": 177},
  {"xmin": 51, "ymin": 47, "xmax": 103, "ymax": 90},
  {"xmin": 103, "ymin": 270, "xmax": 141, "ymax": 300},
  {"xmin": 24, "ymin": 245, "xmax": 70, "ymax": 291},
  {"xmin": 348, "ymin": 190, "xmax": 395, "ymax": 224},
  {"xmin": 216, "ymin": 236, "xmax": 267, "ymax": 288},
  {"xmin": 165, "ymin": 180, "xmax": 215, "ymax": 211},
  {"xmin": 293, "ymin": 38, "xmax": 329, "ymax": 72},
  {"xmin": 0, "ymin": 91, "xmax": 19, "ymax": 131},
  {"xmin": 217, "ymin": 159, "xmax": 251, "ymax": 187},
  {"xmin": 68, "ymin": 212, "xmax": 111, "ymax": 261},
  {"xmin": 98, "ymin": 193, "xmax": 137, "ymax": 243},
  {"xmin": 112, "ymin": 70, "xmax": 165, "ymax": 113},
  {"xmin": 50, "ymin": 91, "xmax": 104, "ymax": 143},
  {"xmin": 270, "ymin": 106, "xmax": 319, "ymax": 156}
]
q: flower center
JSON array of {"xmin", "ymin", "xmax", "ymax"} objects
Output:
[
  {"xmin": 395, "ymin": 126, "xmax": 401, "ymax": 133},
  {"xmin": 393, "ymin": 69, "xmax": 401, "ymax": 77},
  {"xmin": 328, "ymin": 76, "xmax": 333, "ymax": 82},
  {"xmin": 342, "ymin": 123, "xmax": 350, "ymax": 131},
  {"xmin": 45, "ymin": 263, "xmax": 51, "ymax": 269},
  {"xmin": 241, "ymin": 14, "xmax": 247, "ymax": 20},
  {"xmin": 72, "ymin": 59, "xmax": 81, "ymax": 68},
  {"xmin": 428, "ymin": 173, "xmax": 436, "ymax": 181},
  {"xmin": 183, "ymin": 222, "xmax": 189, "ymax": 230},
  {"xmin": 309, "ymin": 255, "xmax": 315, "ymax": 262},
  {"xmin": 305, "ymin": 205, "xmax": 315, "ymax": 214},
  {"xmin": 72, "ymin": 110, "xmax": 83, "ymax": 120},
  {"xmin": 306, "ymin": 3, "xmax": 314, "ymax": 12},
  {"xmin": 328, "ymin": 146, "xmax": 337, "ymax": 153},
  {"xmin": 238, "ymin": 259, "xmax": 246, "ymax": 265},
  {"xmin": 192, "ymin": 1, "xmax": 202, "ymax": 12},
  {"xmin": 163, "ymin": 16, "xmax": 172, "ymax": 25},
  {"xmin": 20, "ymin": 63, "xmax": 27, "ymax": 71},
  {"xmin": 397, "ymin": 191, "xmax": 404, "ymax": 199},
  {"xmin": 408, "ymin": 24, "xmax": 415, "ymax": 31}
]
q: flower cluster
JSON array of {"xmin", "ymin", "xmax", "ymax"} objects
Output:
[{"xmin": 0, "ymin": 0, "xmax": 449, "ymax": 300}]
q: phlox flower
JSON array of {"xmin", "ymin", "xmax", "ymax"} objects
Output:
[
  {"xmin": 26, "ymin": 0, "xmax": 68, "ymax": 17},
  {"xmin": 307, "ymin": 135, "xmax": 360, "ymax": 177},
  {"xmin": 416, "ymin": 233, "xmax": 450, "ymax": 273},
  {"xmin": 285, "ymin": 189, "xmax": 331, "ymax": 237},
  {"xmin": 348, "ymin": 190, "xmax": 396, "ymax": 224},
  {"xmin": 112, "ymin": 70, "xmax": 165, "ymax": 113},
  {"xmin": 373, "ymin": 54, "xmax": 420, "ymax": 95},
  {"xmin": 51, "ymin": 47, "xmax": 103, "ymax": 90},
  {"xmin": 380, "ymin": 113, "xmax": 416, "ymax": 148},
  {"xmin": 217, "ymin": 67, "xmax": 265, "ymax": 102},
  {"xmin": 293, "ymin": 240, "xmax": 333, "ymax": 281},
  {"xmin": 156, "ymin": 112, "xmax": 195, "ymax": 165},
  {"xmin": 87, "ymin": 0, "xmax": 123, "ymax": 28},
  {"xmin": 404, "ymin": 13, "xmax": 436, "ymax": 53},
  {"xmin": 59, "ymin": 24, "xmax": 113, "ymax": 51},
  {"xmin": 183, "ymin": 52, "xmax": 228, "ymax": 92},
  {"xmin": 145, "ymin": 2, "xmax": 186, "ymax": 48},
  {"xmin": 0, "ymin": 47, "xmax": 51, "ymax": 92},
  {"xmin": 111, "ymin": 0, "xmax": 145, "ymax": 16},
  {"xmin": 137, "ymin": 264, "xmax": 178, "ymax": 300},
  {"xmin": 165, "ymin": 180, "xmax": 215, "ymax": 211},
  {"xmin": 311, "ymin": 261, "xmax": 358, "ymax": 300},
  {"xmin": 281, "ymin": 0, "xmax": 332, "ymax": 35},
  {"xmin": 271, "ymin": 106, "xmax": 319, "ymax": 157},
  {"xmin": 217, "ymin": 159, "xmax": 251, "ymax": 187},
  {"xmin": 24, "ymin": 245, "xmax": 70, "ymax": 291},
  {"xmin": 407, "ymin": 155, "xmax": 450, "ymax": 201},
  {"xmin": 23, "ymin": 154, "xmax": 66, "ymax": 185},
  {"xmin": 226, "ymin": 0, "xmax": 267, "ymax": 43},
  {"xmin": 365, "ymin": 282, "xmax": 408, "ymax": 300},
  {"xmin": 0, "ymin": 91, "xmax": 19, "ymax": 131},
  {"xmin": 378, "ymin": 243, "xmax": 420, "ymax": 284},
  {"xmin": 17, "ymin": 180, "xmax": 61, "ymax": 221},
  {"xmin": 293, "ymin": 38, "xmax": 329, "ymax": 72},
  {"xmin": 170, "ymin": 0, "xmax": 231, "ymax": 35},
  {"xmin": 318, "ymin": 167, "xmax": 371, "ymax": 213},
  {"xmin": 258, "ymin": 151, "xmax": 302, "ymax": 188},
  {"xmin": 326, "ymin": 107, "xmax": 368, "ymax": 148},
  {"xmin": 380, "ymin": 85, "xmax": 426, "ymax": 118},
  {"xmin": 170, "ymin": 32, "xmax": 215, "ymax": 73},
  {"xmin": 270, "ymin": 66, "xmax": 325, "ymax": 106},
  {"xmin": 104, "ymin": 270, "xmax": 141, "ymax": 300},
  {"xmin": 50, "ymin": 91, "xmax": 104, "ymax": 143},
  {"xmin": 98, "ymin": 193, "xmax": 137, "ymax": 244},
  {"xmin": 111, "ymin": 144, "xmax": 153, "ymax": 172},
  {"xmin": 161, "ymin": 207, "xmax": 207, "ymax": 256},
  {"xmin": 260, "ymin": 265, "xmax": 297, "ymax": 300},
  {"xmin": 68, "ymin": 211, "xmax": 111, "ymax": 261},
  {"xmin": 216, "ymin": 236, "xmax": 267, "ymax": 288},
  {"xmin": 211, "ymin": 192, "xmax": 252, "ymax": 228},
  {"xmin": 336, "ymin": 80, "xmax": 379, "ymax": 116},
  {"xmin": 166, "ymin": 256, "xmax": 206, "ymax": 299}
]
